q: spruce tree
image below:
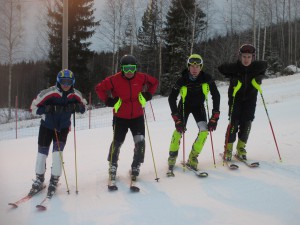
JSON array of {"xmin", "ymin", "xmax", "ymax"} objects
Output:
[
  {"xmin": 46, "ymin": 0, "xmax": 99, "ymax": 96},
  {"xmin": 137, "ymin": 0, "xmax": 160, "ymax": 79},
  {"xmin": 163, "ymin": 0, "xmax": 206, "ymax": 93}
]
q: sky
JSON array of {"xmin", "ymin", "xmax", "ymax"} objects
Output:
[{"xmin": 1, "ymin": 73, "xmax": 300, "ymax": 225}]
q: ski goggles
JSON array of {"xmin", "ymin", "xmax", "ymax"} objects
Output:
[
  {"xmin": 121, "ymin": 65, "xmax": 137, "ymax": 74},
  {"xmin": 239, "ymin": 44, "xmax": 255, "ymax": 54},
  {"xmin": 59, "ymin": 78, "xmax": 73, "ymax": 86},
  {"xmin": 187, "ymin": 57, "xmax": 203, "ymax": 66}
]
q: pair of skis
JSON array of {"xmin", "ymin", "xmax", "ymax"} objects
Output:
[
  {"xmin": 219, "ymin": 153, "xmax": 259, "ymax": 169},
  {"xmin": 9, "ymin": 186, "xmax": 57, "ymax": 210}
]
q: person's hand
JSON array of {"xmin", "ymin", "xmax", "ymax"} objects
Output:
[
  {"xmin": 172, "ymin": 113, "xmax": 185, "ymax": 133},
  {"xmin": 141, "ymin": 92, "xmax": 152, "ymax": 101},
  {"xmin": 106, "ymin": 97, "xmax": 119, "ymax": 107},
  {"xmin": 208, "ymin": 110, "xmax": 220, "ymax": 131}
]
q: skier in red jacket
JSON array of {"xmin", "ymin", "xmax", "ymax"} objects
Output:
[{"xmin": 95, "ymin": 54, "xmax": 158, "ymax": 190}]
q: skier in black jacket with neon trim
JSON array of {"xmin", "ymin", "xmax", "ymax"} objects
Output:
[
  {"xmin": 167, "ymin": 54, "xmax": 220, "ymax": 175},
  {"xmin": 218, "ymin": 44, "xmax": 268, "ymax": 161}
]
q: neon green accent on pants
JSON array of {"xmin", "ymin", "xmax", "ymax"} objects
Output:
[
  {"xmin": 169, "ymin": 130, "xmax": 182, "ymax": 152},
  {"xmin": 236, "ymin": 139, "xmax": 246, "ymax": 150},
  {"xmin": 191, "ymin": 131, "xmax": 208, "ymax": 154}
]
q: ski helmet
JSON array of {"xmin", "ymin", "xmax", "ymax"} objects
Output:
[
  {"xmin": 57, "ymin": 69, "xmax": 75, "ymax": 86},
  {"xmin": 187, "ymin": 54, "xmax": 203, "ymax": 69},
  {"xmin": 120, "ymin": 54, "xmax": 137, "ymax": 66},
  {"xmin": 239, "ymin": 44, "xmax": 256, "ymax": 55}
]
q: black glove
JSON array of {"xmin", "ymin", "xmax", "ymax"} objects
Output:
[
  {"xmin": 106, "ymin": 97, "xmax": 119, "ymax": 107},
  {"xmin": 141, "ymin": 92, "xmax": 152, "ymax": 101},
  {"xmin": 208, "ymin": 110, "xmax": 220, "ymax": 131},
  {"xmin": 66, "ymin": 103, "xmax": 84, "ymax": 113},
  {"xmin": 45, "ymin": 105, "xmax": 55, "ymax": 114},
  {"xmin": 172, "ymin": 113, "xmax": 185, "ymax": 133}
]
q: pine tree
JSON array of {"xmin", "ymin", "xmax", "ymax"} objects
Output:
[
  {"xmin": 46, "ymin": 0, "xmax": 99, "ymax": 96},
  {"xmin": 137, "ymin": 0, "xmax": 160, "ymax": 79},
  {"xmin": 163, "ymin": 0, "xmax": 206, "ymax": 94}
]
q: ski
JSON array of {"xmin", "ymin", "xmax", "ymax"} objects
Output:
[
  {"xmin": 8, "ymin": 185, "xmax": 46, "ymax": 208},
  {"xmin": 234, "ymin": 154, "xmax": 260, "ymax": 168},
  {"xmin": 180, "ymin": 162, "xmax": 208, "ymax": 177},
  {"xmin": 130, "ymin": 176, "xmax": 140, "ymax": 192},
  {"xmin": 36, "ymin": 196, "xmax": 51, "ymax": 210},
  {"xmin": 219, "ymin": 153, "xmax": 239, "ymax": 169}
]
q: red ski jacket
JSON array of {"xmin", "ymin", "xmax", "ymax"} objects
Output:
[{"xmin": 95, "ymin": 71, "xmax": 158, "ymax": 119}]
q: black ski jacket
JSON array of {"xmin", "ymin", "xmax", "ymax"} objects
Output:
[
  {"xmin": 218, "ymin": 60, "xmax": 267, "ymax": 102},
  {"xmin": 168, "ymin": 69, "xmax": 220, "ymax": 115}
]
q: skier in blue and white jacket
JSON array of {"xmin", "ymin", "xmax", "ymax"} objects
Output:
[{"xmin": 29, "ymin": 69, "xmax": 87, "ymax": 197}]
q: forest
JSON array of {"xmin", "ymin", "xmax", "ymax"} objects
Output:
[{"xmin": 0, "ymin": 0, "xmax": 299, "ymax": 114}]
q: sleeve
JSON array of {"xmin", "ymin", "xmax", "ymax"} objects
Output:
[
  {"xmin": 95, "ymin": 77, "xmax": 114, "ymax": 103},
  {"xmin": 253, "ymin": 61, "xmax": 268, "ymax": 84},
  {"xmin": 68, "ymin": 89, "xmax": 88, "ymax": 114},
  {"xmin": 209, "ymin": 81, "xmax": 220, "ymax": 112},
  {"xmin": 145, "ymin": 74, "xmax": 159, "ymax": 94},
  {"xmin": 218, "ymin": 63, "xmax": 238, "ymax": 78},
  {"xmin": 30, "ymin": 87, "xmax": 61, "ymax": 115},
  {"xmin": 168, "ymin": 78, "xmax": 182, "ymax": 115}
]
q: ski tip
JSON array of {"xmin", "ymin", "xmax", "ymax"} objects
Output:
[
  {"xmin": 197, "ymin": 172, "xmax": 209, "ymax": 177},
  {"xmin": 250, "ymin": 162, "xmax": 260, "ymax": 167},
  {"xmin": 229, "ymin": 164, "xmax": 239, "ymax": 169},
  {"xmin": 8, "ymin": 203, "xmax": 18, "ymax": 208},
  {"xmin": 108, "ymin": 185, "xmax": 118, "ymax": 191},
  {"xmin": 36, "ymin": 205, "xmax": 46, "ymax": 210},
  {"xmin": 130, "ymin": 186, "xmax": 140, "ymax": 192}
]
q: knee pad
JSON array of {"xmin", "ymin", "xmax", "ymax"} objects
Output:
[
  {"xmin": 35, "ymin": 152, "xmax": 47, "ymax": 175},
  {"xmin": 196, "ymin": 121, "xmax": 208, "ymax": 132}
]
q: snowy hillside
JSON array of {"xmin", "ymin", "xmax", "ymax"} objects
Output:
[{"xmin": 1, "ymin": 74, "xmax": 300, "ymax": 225}]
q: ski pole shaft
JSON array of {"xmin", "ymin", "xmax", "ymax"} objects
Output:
[
  {"xmin": 54, "ymin": 129, "xmax": 70, "ymax": 194},
  {"xmin": 73, "ymin": 113, "xmax": 79, "ymax": 194},
  {"xmin": 259, "ymin": 92, "xmax": 282, "ymax": 161},
  {"xmin": 205, "ymin": 99, "xmax": 216, "ymax": 167},
  {"xmin": 149, "ymin": 101, "xmax": 156, "ymax": 121},
  {"xmin": 144, "ymin": 109, "xmax": 159, "ymax": 182}
]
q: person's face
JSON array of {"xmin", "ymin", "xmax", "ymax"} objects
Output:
[
  {"xmin": 122, "ymin": 65, "xmax": 136, "ymax": 79},
  {"xmin": 189, "ymin": 64, "xmax": 201, "ymax": 77},
  {"xmin": 241, "ymin": 53, "xmax": 253, "ymax": 66},
  {"xmin": 61, "ymin": 84, "xmax": 71, "ymax": 92}
]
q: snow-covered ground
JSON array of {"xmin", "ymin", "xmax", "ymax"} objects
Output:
[{"xmin": 1, "ymin": 74, "xmax": 300, "ymax": 225}]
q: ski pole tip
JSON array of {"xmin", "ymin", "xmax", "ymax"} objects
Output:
[{"xmin": 155, "ymin": 178, "xmax": 160, "ymax": 182}]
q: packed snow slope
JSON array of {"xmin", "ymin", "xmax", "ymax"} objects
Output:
[{"xmin": 1, "ymin": 74, "xmax": 300, "ymax": 225}]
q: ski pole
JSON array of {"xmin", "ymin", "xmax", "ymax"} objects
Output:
[
  {"xmin": 252, "ymin": 79, "xmax": 282, "ymax": 161},
  {"xmin": 54, "ymin": 128, "xmax": 70, "ymax": 194},
  {"xmin": 224, "ymin": 80, "xmax": 242, "ymax": 163},
  {"xmin": 139, "ymin": 93, "xmax": 159, "ymax": 181},
  {"xmin": 202, "ymin": 84, "xmax": 216, "ymax": 167},
  {"xmin": 144, "ymin": 108, "xmax": 160, "ymax": 182},
  {"xmin": 73, "ymin": 113, "xmax": 79, "ymax": 194},
  {"xmin": 149, "ymin": 101, "xmax": 156, "ymax": 121},
  {"xmin": 180, "ymin": 86, "xmax": 187, "ymax": 170}
]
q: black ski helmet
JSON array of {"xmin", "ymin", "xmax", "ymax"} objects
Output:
[
  {"xmin": 239, "ymin": 44, "xmax": 256, "ymax": 55},
  {"xmin": 120, "ymin": 54, "xmax": 137, "ymax": 66}
]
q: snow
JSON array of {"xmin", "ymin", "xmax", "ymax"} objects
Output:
[{"xmin": 1, "ymin": 74, "xmax": 300, "ymax": 225}]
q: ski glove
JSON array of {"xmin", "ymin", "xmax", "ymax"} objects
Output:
[
  {"xmin": 106, "ymin": 97, "xmax": 119, "ymax": 107},
  {"xmin": 172, "ymin": 113, "xmax": 185, "ymax": 133},
  {"xmin": 207, "ymin": 110, "xmax": 220, "ymax": 131},
  {"xmin": 141, "ymin": 92, "xmax": 152, "ymax": 101},
  {"xmin": 66, "ymin": 103, "xmax": 85, "ymax": 113}
]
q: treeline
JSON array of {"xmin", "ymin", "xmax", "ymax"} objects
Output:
[{"xmin": 1, "ymin": 18, "xmax": 299, "ymax": 109}]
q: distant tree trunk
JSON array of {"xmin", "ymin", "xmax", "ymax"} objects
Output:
[{"xmin": 262, "ymin": 26, "xmax": 267, "ymax": 60}]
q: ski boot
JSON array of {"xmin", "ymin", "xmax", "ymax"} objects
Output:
[
  {"xmin": 47, "ymin": 175, "xmax": 59, "ymax": 198},
  {"xmin": 28, "ymin": 174, "xmax": 45, "ymax": 196},
  {"xmin": 186, "ymin": 151, "xmax": 198, "ymax": 170},
  {"xmin": 131, "ymin": 163, "xmax": 140, "ymax": 178},
  {"xmin": 236, "ymin": 139, "xmax": 247, "ymax": 160},
  {"xmin": 166, "ymin": 156, "xmax": 177, "ymax": 176},
  {"xmin": 224, "ymin": 143, "xmax": 233, "ymax": 161}
]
